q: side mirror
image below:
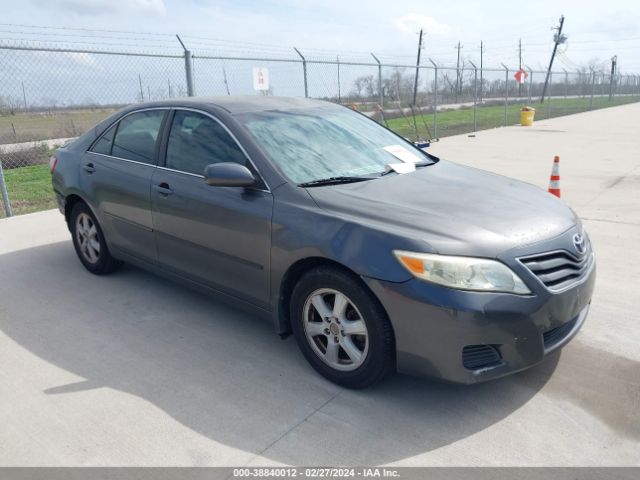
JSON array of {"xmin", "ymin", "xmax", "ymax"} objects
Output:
[{"xmin": 204, "ymin": 162, "xmax": 256, "ymax": 187}]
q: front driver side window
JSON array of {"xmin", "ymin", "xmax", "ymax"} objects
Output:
[{"xmin": 165, "ymin": 110, "xmax": 247, "ymax": 176}]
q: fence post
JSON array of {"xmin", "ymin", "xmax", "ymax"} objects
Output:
[
  {"xmin": 176, "ymin": 35, "xmax": 194, "ymax": 96},
  {"xmin": 589, "ymin": 70, "xmax": 596, "ymax": 110},
  {"xmin": 428, "ymin": 58, "xmax": 438, "ymax": 138},
  {"xmin": 371, "ymin": 53, "xmax": 383, "ymax": 107},
  {"xmin": 608, "ymin": 57, "xmax": 616, "ymax": 101},
  {"xmin": 501, "ymin": 63, "xmax": 508, "ymax": 126},
  {"xmin": 336, "ymin": 56, "xmax": 341, "ymax": 103},
  {"xmin": 526, "ymin": 65, "xmax": 533, "ymax": 105},
  {"xmin": 294, "ymin": 48, "xmax": 308, "ymax": 98},
  {"xmin": 185, "ymin": 51, "xmax": 194, "ymax": 96},
  {"xmin": 576, "ymin": 70, "xmax": 583, "ymax": 98},
  {"xmin": 608, "ymin": 72, "xmax": 612, "ymax": 101},
  {"xmin": 469, "ymin": 61, "xmax": 478, "ymax": 132},
  {"xmin": 0, "ymin": 159, "xmax": 12, "ymax": 218}
]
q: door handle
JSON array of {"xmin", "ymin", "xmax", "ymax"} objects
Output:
[
  {"xmin": 82, "ymin": 162, "xmax": 96, "ymax": 174},
  {"xmin": 153, "ymin": 183, "xmax": 173, "ymax": 196}
]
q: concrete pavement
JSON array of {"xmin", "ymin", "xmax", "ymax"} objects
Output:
[{"xmin": 0, "ymin": 103, "xmax": 639, "ymax": 466}]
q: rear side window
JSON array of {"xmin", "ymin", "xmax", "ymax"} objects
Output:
[
  {"xmin": 165, "ymin": 110, "xmax": 247, "ymax": 176},
  {"xmin": 90, "ymin": 123, "xmax": 117, "ymax": 155},
  {"xmin": 111, "ymin": 110, "xmax": 166, "ymax": 164}
]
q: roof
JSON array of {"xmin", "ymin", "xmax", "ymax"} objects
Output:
[{"xmin": 144, "ymin": 96, "xmax": 334, "ymax": 114}]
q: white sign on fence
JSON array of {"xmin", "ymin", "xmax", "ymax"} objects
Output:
[{"xmin": 253, "ymin": 67, "xmax": 270, "ymax": 91}]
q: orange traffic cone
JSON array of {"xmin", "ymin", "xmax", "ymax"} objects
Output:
[{"xmin": 548, "ymin": 156, "xmax": 561, "ymax": 198}]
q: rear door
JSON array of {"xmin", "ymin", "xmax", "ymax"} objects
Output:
[
  {"xmin": 151, "ymin": 109, "xmax": 273, "ymax": 308},
  {"xmin": 84, "ymin": 108, "xmax": 167, "ymax": 264}
]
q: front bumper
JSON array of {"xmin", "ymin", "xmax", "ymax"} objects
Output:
[{"xmin": 363, "ymin": 258, "xmax": 596, "ymax": 384}]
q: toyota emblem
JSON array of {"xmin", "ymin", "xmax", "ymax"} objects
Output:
[{"xmin": 572, "ymin": 233, "xmax": 587, "ymax": 255}]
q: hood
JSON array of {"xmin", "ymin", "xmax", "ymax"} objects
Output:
[{"xmin": 307, "ymin": 160, "xmax": 578, "ymax": 258}]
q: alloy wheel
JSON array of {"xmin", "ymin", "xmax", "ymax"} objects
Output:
[
  {"xmin": 302, "ymin": 288, "xmax": 369, "ymax": 371},
  {"xmin": 75, "ymin": 212, "xmax": 101, "ymax": 264}
]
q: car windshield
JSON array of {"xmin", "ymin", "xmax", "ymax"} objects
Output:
[{"xmin": 237, "ymin": 106, "xmax": 434, "ymax": 184}]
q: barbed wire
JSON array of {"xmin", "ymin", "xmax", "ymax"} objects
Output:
[{"xmin": 0, "ymin": 23, "xmax": 637, "ymax": 72}]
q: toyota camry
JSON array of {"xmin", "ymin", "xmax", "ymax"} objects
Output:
[{"xmin": 51, "ymin": 96, "xmax": 595, "ymax": 388}]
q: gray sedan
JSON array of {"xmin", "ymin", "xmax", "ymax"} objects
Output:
[{"xmin": 51, "ymin": 96, "xmax": 595, "ymax": 388}]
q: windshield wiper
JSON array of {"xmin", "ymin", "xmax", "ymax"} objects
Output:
[{"xmin": 298, "ymin": 176, "xmax": 374, "ymax": 188}]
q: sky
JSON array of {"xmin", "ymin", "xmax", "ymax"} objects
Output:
[{"xmin": 1, "ymin": 0, "xmax": 639, "ymax": 72}]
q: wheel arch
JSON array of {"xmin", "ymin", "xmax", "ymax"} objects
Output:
[
  {"xmin": 63, "ymin": 193, "xmax": 106, "ymax": 247},
  {"xmin": 276, "ymin": 256, "xmax": 391, "ymax": 338},
  {"xmin": 64, "ymin": 193, "xmax": 86, "ymax": 226}
]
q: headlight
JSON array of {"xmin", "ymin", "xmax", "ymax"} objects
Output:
[{"xmin": 393, "ymin": 250, "xmax": 531, "ymax": 294}]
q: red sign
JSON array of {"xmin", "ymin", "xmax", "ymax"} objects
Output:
[{"xmin": 514, "ymin": 69, "xmax": 529, "ymax": 84}]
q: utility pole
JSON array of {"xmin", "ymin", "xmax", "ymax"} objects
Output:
[
  {"xmin": 541, "ymin": 15, "xmax": 566, "ymax": 103},
  {"xmin": 518, "ymin": 39, "xmax": 522, "ymax": 70},
  {"xmin": 518, "ymin": 39, "xmax": 523, "ymax": 98},
  {"xmin": 412, "ymin": 29, "xmax": 424, "ymax": 105},
  {"xmin": 455, "ymin": 41, "xmax": 463, "ymax": 102},
  {"xmin": 479, "ymin": 41, "xmax": 484, "ymax": 102},
  {"xmin": 608, "ymin": 55, "xmax": 617, "ymax": 101}
]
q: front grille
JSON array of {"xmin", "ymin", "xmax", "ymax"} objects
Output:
[
  {"xmin": 462, "ymin": 345, "xmax": 502, "ymax": 370},
  {"xmin": 543, "ymin": 316, "xmax": 578, "ymax": 349},
  {"xmin": 519, "ymin": 249, "xmax": 594, "ymax": 292}
]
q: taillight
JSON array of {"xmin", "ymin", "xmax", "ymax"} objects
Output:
[{"xmin": 49, "ymin": 156, "xmax": 58, "ymax": 173}]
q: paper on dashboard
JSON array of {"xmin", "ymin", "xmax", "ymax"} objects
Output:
[
  {"xmin": 383, "ymin": 144, "xmax": 422, "ymax": 164},
  {"xmin": 385, "ymin": 162, "xmax": 416, "ymax": 174}
]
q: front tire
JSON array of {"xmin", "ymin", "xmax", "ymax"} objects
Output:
[
  {"xmin": 70, "ymin": 202, "xmax": 122, "ymax": 275},
  {"xmin": 290, "ymin": 267, "xmax": 394, "ymax": 388}
]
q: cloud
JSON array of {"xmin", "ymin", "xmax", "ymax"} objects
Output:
[
  {"xmin": 30, "ymin": 0, "xmax": 166, "ymax": 17},
  {"xmin": 394, "ymin": 13, "xmax": 451, "ymax": 36}
]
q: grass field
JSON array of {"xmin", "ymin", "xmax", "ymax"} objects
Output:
[
  {"xmin": 386, "ymin": 95, "xmax": 640, "ymax": 139},
  {"xmin": 0, "ymin": 108, "xmax": 117, "ymax": 144},
  {"xmin": 2, "ymin": 164, "xmax": 56, "ymax": 216},
  {"xmin": 1, "ymin": 96, "xmax": 639, "ymax": 218}
]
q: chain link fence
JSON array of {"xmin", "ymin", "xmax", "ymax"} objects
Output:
[{"xmin": 2, "ymin": 41, "xmax": 640, "ymax": 218}]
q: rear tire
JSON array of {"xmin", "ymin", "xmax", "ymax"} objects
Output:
[
  {"xmin": 290, "ymin": 266, "xmax": 395, "ymax": 388},
  {"xmin": 69, "ymin": 201, "xmax": 122, "ymax": 275}
]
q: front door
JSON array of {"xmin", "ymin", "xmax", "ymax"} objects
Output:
[{"xmin": 151, "ymin": 109, "xmax": 273, "ymax": 308}]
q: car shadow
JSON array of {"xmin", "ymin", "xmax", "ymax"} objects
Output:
[{"xmin": 1, "ymin": 240, "xmax": 566, "ymax": 465}]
